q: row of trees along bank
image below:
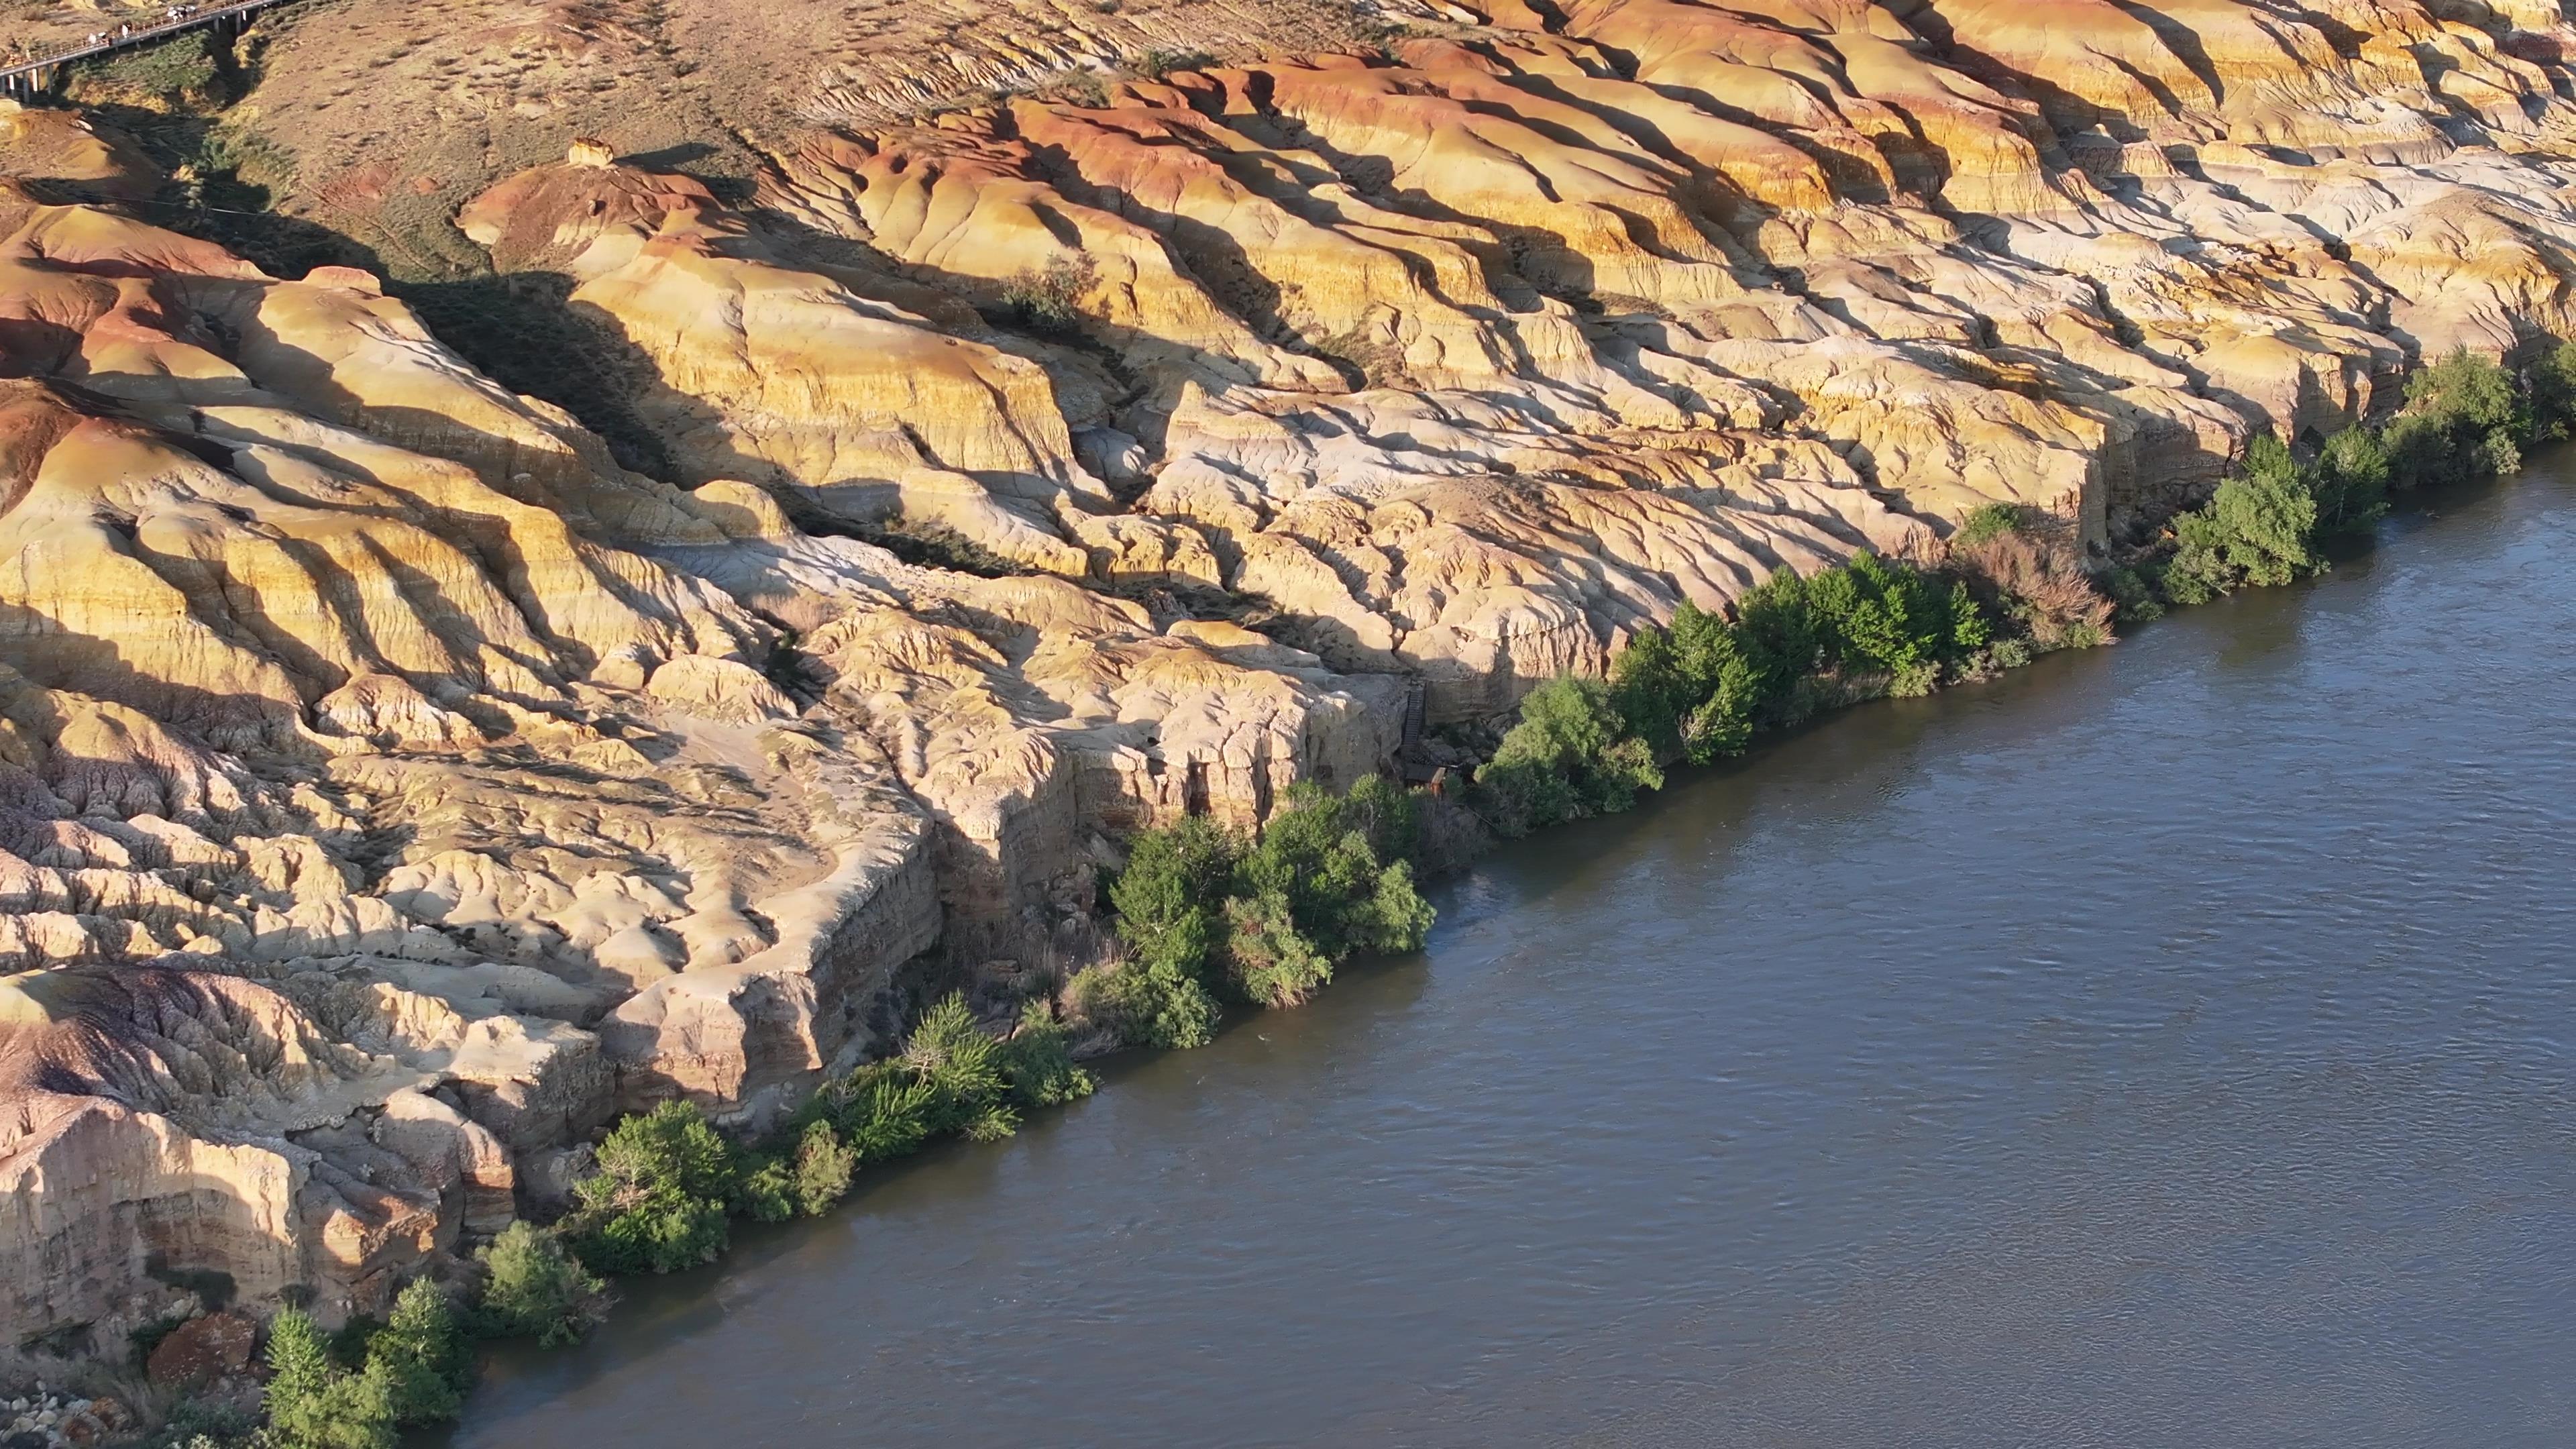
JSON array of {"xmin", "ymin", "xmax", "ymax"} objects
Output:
[
  {"xmin": 1468, "ymin": 344, "xmax": 2576, "ymax": 839},
  {"xmin": 154, "ymin": 346, "xmax": 2576, "ymax": 1449}
]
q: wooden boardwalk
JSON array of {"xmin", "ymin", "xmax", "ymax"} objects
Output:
[{"xmin": 1, "ymin": 0, "xmax": 294, "ymax": 100}]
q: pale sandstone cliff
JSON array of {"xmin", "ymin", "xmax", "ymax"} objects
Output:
[{"xmin": 9, "ymin": 0, "xmax": 2576, "ymax": 1352}]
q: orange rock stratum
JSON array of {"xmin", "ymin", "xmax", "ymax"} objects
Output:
[{"xmin": 5, "ymin": 0, "xmax": 2576, "ymax": 1348}]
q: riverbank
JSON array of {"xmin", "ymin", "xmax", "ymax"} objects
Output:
[
  {"xmin": 444, "ymin": 441, "xmax": 2576, "ymax": 1448},
  {"xmin": 37, "ymin": 330, "xmax": 2569, "ymax": 1449},
  {"xmin": 172, "ymin": 350, "xmax": 2561, "ymax": 1449}
]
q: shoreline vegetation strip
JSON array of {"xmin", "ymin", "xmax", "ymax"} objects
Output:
[{"xmin": 136, "ymin": 345, "xmax": 2576, "ymax": 1449}]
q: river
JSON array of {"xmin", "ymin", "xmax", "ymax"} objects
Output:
[{"xmin": 449, "ymin": 461, "xmax": 2576, "ymax": 1448}]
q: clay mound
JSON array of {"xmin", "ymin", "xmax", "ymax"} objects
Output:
[{"xmin": 0, "ymin": 104, "xmax": 160, "ymax": 207}]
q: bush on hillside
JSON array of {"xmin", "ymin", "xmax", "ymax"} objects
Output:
[
  {"xmin": 2526, "ymin": 339, "xmax": 2576, "ymax": 443},
  {"xmin": 2150, "ymin": 347, "xmax": 2571, "ymax": 606},
  {"xmin": 1097, "ymin": 813, "xmax": 1238, "ymax": 1047},
  {"xmin": 1730, "ymin": 567, "xmax": 1827, "ymax": 696},
  {"xmin": 804, "ymin": 991, "xmax": 1100, "ymax": 1171},
  {"xmin": 1807, "ymin": 551, "xmax": 1988, "ymax": 693},
  {"xmin": 1952, "ymin": 502, "xmax": 2029, "ymax": 549},
  {"xmin": 1663, "ymin": 602, "xmax": 1764, "ymax": 763},
  {"xmin": 1232, "ymin": 782, "xmax": 1434, "ymax": 965},
  {"xmin": 2310, "ymin": 426, "xmax": 2392, "ymax": 537},
  {"xmin": 996, "ymin": 999, "xmax": 1096, "ymax": 1108},
  {"xmin": 2160, "ymin": 435, "xmax": 2322, "ymax": 604}
]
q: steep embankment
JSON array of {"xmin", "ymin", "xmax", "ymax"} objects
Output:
[{"xmin": 6, "ymin": 0, "xmax": 2576, "ymax": 1366}]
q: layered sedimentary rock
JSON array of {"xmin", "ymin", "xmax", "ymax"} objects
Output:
[
  {"xmin": 0, "ymin": 148, "xmax": 1401, "ymax": 1342},
  {"xmin": 13, "ymin": 0, "xmax": 2576, "ymax": 1352}
]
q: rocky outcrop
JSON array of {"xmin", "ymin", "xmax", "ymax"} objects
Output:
[
  {"xmin": 13, "ymin": 0, "xmax": 2576, "ymax": 1353},
  {"xmin": 0, "ymin": 122, "xmax": 1417, "ymax": 1342}
]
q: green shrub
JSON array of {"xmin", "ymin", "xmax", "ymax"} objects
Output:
[
  {"xmin": 1232, "ymin": 783, "xmax": 1433, "ymax": 962},
  {"xmin": 1110, "ymin": 815, "xmax": 1238, "ymax": 967},
  {"xmin": 731, "ymin": 1116, "xmax": 864, "ymax": 1222},
  {"xmin": 1477, "ymin": 675, "xmax": 1660, "ymax": 832},
  {"xmin": 2162, "ymin": 435, "xmax": 2322, "ymax": 603},
  {"xmin": 1666, "ymin": 602, "xmax": 1764, "ymax": 762},
  {"xmin": 1472, "ymin": 554, "xmax": 1998, "ymax": 831},
  {"xmin": 472, "ymin": 1223, "xmax": 604, "ymax": 1346},
  {"xmin": 1731, "ymin": 568, "xmax": 1825, "ymax": 696},
  {"xmin": 2098, "ymin": 565, "xmax": 2163, "ymax": 624},
  {"xmin": 1222, "ymin": 888, "xmax": 1336, "ymax": 1007},
  {"xmin": 995, "ymin": 1000, "xmax": 1096, "ymax": 1108},
  {"xmin": 1808, "ymin": 551, "xmax": 1984, "ymax": 690},
  {"xmin": 828, "ymin": 1063, "xmax": 943, "ymax": 1163},
  {"xmin": 1336, "ymin": 772, "xmax": 1421, "ymax": 869},
  {"xmin": 1087, "ymin": 777, "xmax": 1436, "ymax": 1036},
  {"xmin": 1136, "ymin": 47, "xmax": 1216, "ymax": 77},
  {"xmin": 997, "ymin": 256, "xmax": 1095, "ymax": 335},
  {"xmin": 790, "ymin": 1121, "xmax": 860, "ymax": 1214},
  {"xmin": 903, "ymin": 994, "xmax": 1020, "ymax": 1141},
  {"xmin": 364, "ymin": 1278, "xmax": 470, "ymax": 1426},
  {"xmin": 804, "ymin": 991, "xmax": 1062, "ymax": 1168},
  {"xmin": 2138, "ymin": 346, "xmax": 2573, "ymax": 610},
  {"xmin": 730, "ymin": 1152, "xmax": 800, "ymax": 1224},
  {"xmin": 572, "ymin": 1102, "xmax": 736, "ymax": 1275},
  {"xmin": 263, "ymin": 1309, "xmax": 395, "ymax": 1449},
  {"xmin": 2312, "ymin": 427, "xmax": 2391, "ymax": 536},
  {"xmin": 1953, "ymin": 502, "xmax": 2027, "ymax": 548},
  {"xmin": 2526, "ymin": 339, "xmax": 2576, "ymax": 442},
  {"xmin": 2387, "ymin": 348, "xmax": 2522, "ymax": 490}
]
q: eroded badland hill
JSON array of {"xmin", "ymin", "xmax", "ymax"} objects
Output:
[{"xmin": 5, "ymin": 0, "xmax": 2576, "ymax": 1361}]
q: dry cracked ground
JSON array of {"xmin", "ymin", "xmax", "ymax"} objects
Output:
[{"xmin": 5, "ymin": 0, "xmax": 2576, "ymax": 1358}]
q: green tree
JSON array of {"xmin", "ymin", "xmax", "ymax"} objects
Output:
[
  {"xmin": 1607, "ymin": 627, "xmax": 1688, "ymax": 759},
  {"xmin": 1095, "ymin": 814, "xmax": 1238, "ymax": 1047},
  {"xmin": 1807, "ymin": 551, "xmax": 1977, "ymax": 694},
  {"xmin": 790, "ymin": 1120, "xmax": 859, "ymax": 1215},
  {"xmin": 2389, "ymin": 348, "xmax": 2523, "ymax": 490},
  {"xmin": 2526, "ymin": 339, "xmax": 2576, "ymax": 442},
  {"xmin": 1476, "ymin": 674, "xmax": 1660, "ymax": 832},
  {"xmin": 2164, "ymin": 437, "xmax": 2320, "ymax": 602},
  {"xmin": 1223, "ymin": 887, "xmax": 1336, "ymax": 1007},
  {"xmin": 1668, "ymin": 602, "xmax": 1765, "ymax": 761},
  {"xmin": 2312, "ymin": 426, "xmax": 2391, "ymax": 536},
  {"xmin": 1109, "ymin": 814, "xmax": 1239, "ymax": 978},
  {"xmin": 1731, "ymin": 568, "xmax": 1823, "ymax": 696},
  {"xmin": 731, "ymin": 1152, "xmax": 800, "ymax": 1224},
  {"xmin": 1337, "ymin": 771, "xmax": 1420, "ymax": 869},
  {"xmin": 472, "ymin": 1222, "xmax": 604, "ymax": 1346},
  {"xmin": 264, "ymin": 1309, "xmax": 396, "ymax": 1449},
  {"xmin": 1234, "ymin": 784, "xmax": 1432, "ymax": 963},
  {"xmin": 365, "ymin": 1278, "xmax": 469, "ymax": 1426},
  {"xmin": 572, "ymin": 1102, "xmax": 737, "ymax": 1275}
]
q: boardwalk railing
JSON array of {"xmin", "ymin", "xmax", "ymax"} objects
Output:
[{"xmin": 1, "ymin": 0, "xmax": 294, "ymax": 100}]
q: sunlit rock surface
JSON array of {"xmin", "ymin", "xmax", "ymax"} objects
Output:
[{"xmin": 11, "ymin": 0, "xmax": 2576, "ymax": 1346}]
